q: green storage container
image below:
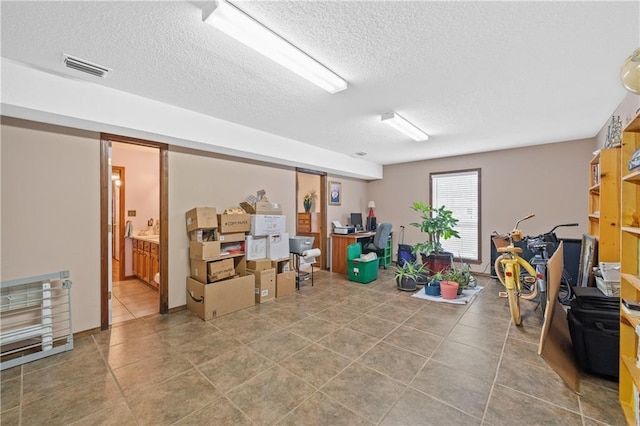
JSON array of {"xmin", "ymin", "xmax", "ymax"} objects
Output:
[
  {"xmin": 347, "ymin": 243, "xmax": 362, "ymax": 260},
  {"xmin": 347, "ymin": 244, "xmax": 378, "ymax": 284}
]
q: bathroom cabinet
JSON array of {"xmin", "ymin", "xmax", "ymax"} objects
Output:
[{"xmin": 132, "ymin": 237, "xmax": 159, "ymax": 289}]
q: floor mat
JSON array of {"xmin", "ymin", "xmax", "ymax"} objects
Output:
[{"xmin": 411, "ymin": 286, "xmax": 484, "ymax": 305}]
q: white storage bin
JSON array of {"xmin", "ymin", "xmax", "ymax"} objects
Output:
[
  {"xmin": 595, "ymin": 276, "xmax": 620, "ymax": 297},
  {"xmin": 599, "ymin": 262, "xmax": 621, "ymax": 282}
]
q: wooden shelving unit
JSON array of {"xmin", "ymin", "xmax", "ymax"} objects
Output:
[
  {"xmin": 588, "ymin": 147, "xmax": 621, "ymax": 262},
  {"xmin": 618, "ymin": 112, "xmax": 640, "ymax": 425}
]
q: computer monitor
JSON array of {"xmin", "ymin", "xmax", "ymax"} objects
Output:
[{"xmin": 350, "ymin": 213, "xmax": 363, "ymax": 230}]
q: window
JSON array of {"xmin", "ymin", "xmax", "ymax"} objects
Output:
[{"xmin": 430, "ymin": 169, "xmax": 480, "ymax": 262}]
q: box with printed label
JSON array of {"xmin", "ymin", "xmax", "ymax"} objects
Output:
[
  {"xmin": 189, "ymin": 241, "xmax": 221, "ymax": 260},
  {"xmin": 207, "ymin": 258, "xmax": 235, "ymax": 283},
  {"xmin": 267, "ymin": 233, "xmax": 290, "ymax": 260},
  {"xmin": 186, "ymin": 275, "xmax": 255, "ymax": 320},
  {"xmin": 272, "ymin": 259, "xmax": 291, "ymax": 273},
  {"xmin": 247, "ymin": 259, "xmax": 272, "ymax": 271},
  {"xmin": 185, "ymin": 207, "xmax": 217, "ymax": 233},
  {"xmin": 217, "ymin": 214, "xmax": 251, "ymax": 233},
  {"xmin": 254, "ymin": 201, "xmax": 283, "ymax": 215},
  {"xmin": 217, "ymin": 232, "xmax": 246, "ymax": 243},
  {"xmin": 246, "ymin": 235, "xmax": 267, "ymax": 260},
  {"xmin": 275, "ymin": 270, "xmax": 296, "ymax": 297},
  {"xmin": 190, "ymin": 229, "xmax": 217, "ymax": 242},
  {"xmin": 248, "ymin": 268, "xmax": 276, "ymax": 304},
  {"xmin": 250, "ymin": 215, "xmax": 287, "ymax": 236}
]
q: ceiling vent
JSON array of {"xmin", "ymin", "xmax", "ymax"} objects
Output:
[{"xmin": 62, "ymin": 54, "xmax": 111, "ymax": 78}]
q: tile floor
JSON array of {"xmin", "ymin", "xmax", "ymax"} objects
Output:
[
  {"xmin": 0, "ymin": 269, "xmax": 625, "ymax": 425},
  {"xmin": 112, "ymin": 279, "xmax": 159, "ymax": 324}
]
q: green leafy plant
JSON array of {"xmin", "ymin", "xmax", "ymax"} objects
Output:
[
  {"xmin": 441, "ymin": 264, "xmax": 472, "ymax": 290},
  {"xmin": 409, "ymin": 202, "xmax": 460, "ymax": 255},
  {"xmin": 394, "ymin": 261, "xmax": 427, "ymax": 282}
]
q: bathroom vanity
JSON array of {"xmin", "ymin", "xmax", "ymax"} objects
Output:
[{"xmin": 132, "ymin": 236, "xmax": 160, "ymax": 289}]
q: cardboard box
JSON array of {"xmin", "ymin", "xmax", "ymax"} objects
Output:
[
  {"xmin": 250, "ymin": 215, "xmax": 287, "ymax": 236},
  {"xmin": 272, "ymin": 258, "xmax": 291, "ymax": 273},
  {"xmin": 186, "ymin": 207, "xmax": 217, "ymax": 233},
  {"xmin": 190, "ymin": 257, "xmax": 244, "ymax": 283},
  {"xmin": 186, "ymin": 276, "xmax": 255, "ymax": 320},
  {"xmin": 255, "ymin": 200, "xmax": 283, "ymax": 215},
  {"xmin": 218, "ymin": 232, "xmax": 246, "ymax": 243},
  {"xmin": 208, "ymin": 258, "xmax": 235, "ymax": 283},
  {"xmin": 276, "ymin": 270, "xmax": 296, "ymax": 297},
  {"xmin": 267, "ymin": 233, "xmax": 290, "ymax": 260},
  {"xmin": 248, "ymin": 268, "xmax": 276, "ymax": 303},
  {"xmin": 217, "ymin": 214, "xmax": 251, "ymax": 233},
  {"xmin": 247, "ymin": 258, "xmax": 272, "ymax": 271},
  {"xmin": 190, "ymin": 229, "xmax": 217, "ymax": 242},
  {"xmin": 246, "ymin": 236, "xmax": 267, "ymax": 260},
  {"xmin": 190, "ymin": 241, "xmax": 221, "ymax": 260},
  {"xmin": 190, "ymin": 258, "xmax": 209, "ymax": 283}
]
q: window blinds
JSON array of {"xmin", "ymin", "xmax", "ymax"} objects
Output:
[{"xmin": 431, "ymin": 170, "xmax": 479, "ymax": 261}]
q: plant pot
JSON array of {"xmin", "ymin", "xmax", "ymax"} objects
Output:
[
  {"xmin": 440, "ymin": 280, "xmax": 459, "ymax": 299},
  {"xmin": 457, "ymin": 285, "xmax": 464, "ymax": 295},
  {"xmin": 416, "ymin": 271, "xmax": 429, "ymax": 286},
  {"xmin": 424, "ymin": 282, "xmax": 441, "ymax": 296},
  {"xmin": 396, "ymin": 276, "xmax": 417, "ymax": 292},
  {"xmin": 421, "ymin": 253, "xmax": 454, "ymax": 276}
]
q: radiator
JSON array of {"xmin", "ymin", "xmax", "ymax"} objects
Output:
[{"xmin": 1, "ymin": 271, "xmax": 74, "ymax": 370}]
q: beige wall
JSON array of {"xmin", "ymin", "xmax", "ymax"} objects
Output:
[
  {"xmin": 167, "ymin": 148, "xmax": 296, "ymax": 309},
  {"xmin": 369, "ymin": 138, "xmax": 596, "ymax": 273},
  {"xmin": 297, "ymin": 173, "xmax": 320, "ymax": 213},
  {"xmin": 0, "ymin": 115, "xmax": 612, "ymax": 332},
  {"xmin": 1, "ymin": 117, "xmax": 101, "ymax": 331}
]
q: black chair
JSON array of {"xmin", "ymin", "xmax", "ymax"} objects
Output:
[{"xmin": 362, "ymin": 223, "xmax": 392, "ymax": 269}]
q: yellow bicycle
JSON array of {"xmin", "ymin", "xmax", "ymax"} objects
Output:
[{"xmin": 492, "ymin": 214, "xmax": 539, "ymax": 326}]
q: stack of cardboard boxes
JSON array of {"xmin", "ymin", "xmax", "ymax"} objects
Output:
[
  {"xmin": 185, "ymin": 207, "xmax": 255, "ymax": 320},
  {"xmin": 244, "ymin": 200, "xmax": 296, "ymax": 301},
  {"xmin": 185, "ymin": 203, "xmax": 297, "ymax": 320}
]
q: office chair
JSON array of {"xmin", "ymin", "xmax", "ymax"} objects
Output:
[{"xmin": 362, "ymin": 223, "xmax": 392, "ymax": 269}]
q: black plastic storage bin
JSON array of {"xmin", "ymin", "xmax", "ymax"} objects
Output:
[{"xmin": 567, "ymin": 287, "xmax": 619, "ymax": 380}]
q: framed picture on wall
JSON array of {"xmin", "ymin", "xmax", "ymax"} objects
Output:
[
  {"xmin": 577, "ymin": 234, "xmax": 598, "ymax": 287},
  {"xmin": 328, "ymin": 181, "xmax": 341, "ymax": 206}
]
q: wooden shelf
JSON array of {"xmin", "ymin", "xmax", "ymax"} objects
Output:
[
  {"xmin": 623, "ymin": 273, "xmax": 640, "ymax": 292},
  {"xmin": 619, "ymin": 112, "xmax": 640, "ymax": 419},
  {"xmin": 622, "ymin": 226, "xmax": 640, "ymax": 236},
  {"xmin": 623, "ymin": 170, "xmax": 640, "ymax": 183},
  {"xmin": 623, "ymin": 355, "xmax": 640, "ymax": 388}
]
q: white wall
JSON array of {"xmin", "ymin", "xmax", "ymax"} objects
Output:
[
  {"xmin": 369, "ymin": 137, "xmax": 596, "ymax": 273},
  {"xmin": 1, "ymin": 117, "xmax": 101, "ymax": 331}
]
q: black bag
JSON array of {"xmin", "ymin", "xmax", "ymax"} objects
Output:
[{"xmin": 567, "ymin": 287, "xmax": 619, "ymax": 379}]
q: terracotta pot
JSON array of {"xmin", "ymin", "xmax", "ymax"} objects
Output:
[{"xmin": 440, "ymin": 280, "xmax": 459, "ymax": 299}]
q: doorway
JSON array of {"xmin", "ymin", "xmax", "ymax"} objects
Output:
[
  {"xmin": 296, "ymin": 169, "xmax": 327, "ymax": 269},
  {"xmin": 100, "ymin": 134, "xmax": 169, "ymax": 330}
]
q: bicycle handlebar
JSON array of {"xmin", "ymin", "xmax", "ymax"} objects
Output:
[
  {"xmin": 514, "ymin": 214, "xmax": 535, "ymax": 230},
  {"xmin": 548, "ymin": 223, "xmax": 579, "ymax": 233}
]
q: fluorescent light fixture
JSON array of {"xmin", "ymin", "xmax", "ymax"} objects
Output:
[
  {"xmin": 381, "ymin": 112, "xmax": 429, "ymax": 141},
  {"xmin": 203, "ymin": 0, "xmax": 347, "ymax": 94}
]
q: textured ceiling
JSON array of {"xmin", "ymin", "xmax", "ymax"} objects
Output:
[{"xmin": 1, "ymin": 1, "xmax": 639, "ymax": 166}]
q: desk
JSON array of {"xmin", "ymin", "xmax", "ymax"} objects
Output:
[{"xmin": 331, "ymin": 232, "xmax": 392, "ymax": 275}]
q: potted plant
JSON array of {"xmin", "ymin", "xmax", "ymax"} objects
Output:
[
  {"xmin": 424, "ymin": 271, "xmax": 444, "ymax": 296},
  {"xmin": 303, "ymin": 190, "xmax": 317, "ymax": 212},
  {"xmin": 395, "ymin": 262, "xmax": 426, "ymax": 292},
  {"xmin": 442, "ymin": 264, "xmax": 474, "ymax": 295},
  {"xmin": 409, "ymin": 202, "xmax": 460, "ymax": 275}
]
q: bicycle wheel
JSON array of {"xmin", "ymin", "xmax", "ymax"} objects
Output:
[{"xmin": 507, "ymin": 289, "xmax": 521, "ymax": 326}]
